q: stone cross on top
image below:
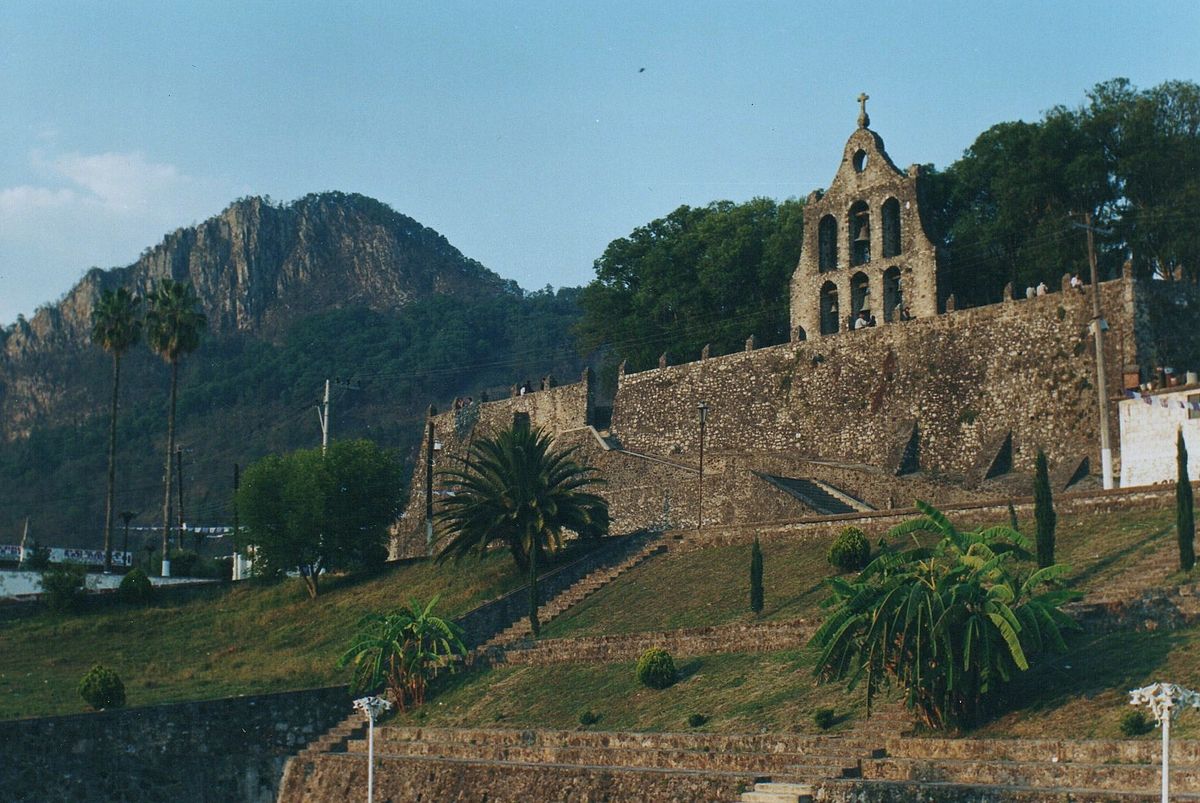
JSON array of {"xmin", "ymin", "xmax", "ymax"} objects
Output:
[{"xmin": 857, "ymin": 92, "xmax": 870, "ymax": 129}]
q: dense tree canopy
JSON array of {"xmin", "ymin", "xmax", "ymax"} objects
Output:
[
  {"xmin": 235, "ymin": 438, "xmax": 402, "ymax": 596},
  {"xmin": 575, "ymin": 198, "xmax": 804, "ymax": 378}
]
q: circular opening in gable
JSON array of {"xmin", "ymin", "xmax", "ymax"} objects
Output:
[{"xmin": 853, "ymin": 150, "xmax": 869, "ymax": 173}]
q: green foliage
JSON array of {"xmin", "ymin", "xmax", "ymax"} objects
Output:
[
  {"xmin": 41, "ymin": 564, "xmax": 87, "ymax": 613},
  {"xmin": 810, "ymin": 501, "xmax": 1079, "ymax": 730},
  {"xmin": 749, "ymin": 536, "xmax": 764, "ymax": 613},
  {"xmin": 434, "ymin": 420, "xmax": 608, "ymax": 637},
  {"xmin": 578, "ymin": 709, "xmax": 601, "ymax": 726},
  {"xmin": 1034, "ymin": 451, "xmax": 1056, "ymax": 568},
  {"xmin": 827, "ymin": 527, "xmax": 870, "ymax": 572},
  {"xmin": 23, "ymin": 541, "xmax": 51, "ymax": 570},
  {"xmin": 1178, "ymin": 429, "xmax": 1196, "ymax": 572},
  {"xmin": 636, "ymin": 647, "xmax": 677, "ymax": 690},
  {"xmin": 812, "ymin": 707, "xmax": 836, "ymax": 730},
  {"xmin": 1119, "ymin": 709, "xmax": 1154, "ymax": 737},
  {"xmin": 145, "ymin": 280, "xmax": 207, "ymax": 366},
  {"xmin": 78, "ymin": 664, "xmax": 125, "ymax": 710},
  {"xmin": 237, "ymin": 439, "xmax": 402, "ymax": 597},
  {"xmin": 117, "ymin": 567, "xmax": 154, "ymax": 605},
  {"xmin": 576, "ymin": 198, "xmax": 804, "ymax": 383},
  {"xmin": 1008, "ymin": 502, "xmax": 1019, "ymax": 533},
  {"xmin": 686, "ymin": 713, "xmax": 708, "ymax": 728},
  {"xmin": 338, "ymin": 597, "xmax": 466, "ymax": 711}
]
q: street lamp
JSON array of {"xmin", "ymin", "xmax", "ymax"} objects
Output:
[
  {"xmin": 697, "ymin": 402, "xmax": 709, "ymax": 529},
  {"xmin": 1129, "ymin": 682, "xmax": 1200, "ymax": 803},
  {"xmin": 1073, "ymin": 213, "xmax": 1116, "ymax": 488},
  {"xmin": 352, "ymin": 695, "xmax": 393, "ymax": 803}
]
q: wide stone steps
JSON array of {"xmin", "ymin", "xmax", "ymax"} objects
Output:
[
  {"xmin": 477, "ymin": 539, "xmax": 668, "ymax": 649},
  {"xmin": 296, "ymin": 712, "xmax": 365, "ymax": 757},
  {"xmin": 863, "ymin": 755, "xmax": 1200, "ymax": 791}
]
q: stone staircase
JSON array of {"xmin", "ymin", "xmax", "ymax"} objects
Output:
[
  {"xmin": 753, "ymin": 472, "xmax": 873, "ymax": 516},
  {"xmin": 293, "ymin": 712, "xmax": 366, "ymax": 757},
  {"xmin": 736, "ymin": 781, "xmax": 814, "ymax": 802},
  {"xmin": 475, "ymin": 535, "xmax": 669, "ymax": 652}
]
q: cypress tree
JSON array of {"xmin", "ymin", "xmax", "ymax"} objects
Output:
[
  {"xmin": 1007, "ymin": 501, "xmax": 1019, "ymax": 533},
  {"xmin": 1034, "ymin": 451, "xmax": 1056, "ymax": 568},
  {"xmin": 1178, "ymin": 429, "xmax": 1195, "ymax": 572},
  {"xmin": 749, "ymin": 536, "xmax": 764, "ymax": 614}
]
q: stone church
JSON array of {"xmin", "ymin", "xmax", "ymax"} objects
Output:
[{"xmin": 394, "ymin": 98, "xmax": 1200, "ymax": 557}]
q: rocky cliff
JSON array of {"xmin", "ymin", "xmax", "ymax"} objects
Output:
[{"xmin": 0, "ymin": 192, "xmax": 509, "ymax": 439}]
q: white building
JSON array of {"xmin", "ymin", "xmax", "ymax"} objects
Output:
[{"xmin": 1119, "ymin": 385, "xmax": 1200, "ymax": 487}]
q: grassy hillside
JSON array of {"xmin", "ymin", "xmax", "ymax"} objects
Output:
[
  {"xmin": 2, "ymin": 503, "xmax": 1193, "ymax": 742},
  {"xmin": 543, "ymin": 506, "xmax": 1178, "ymax": 639},
  {"xmin": 0, "ymin": 551, "xmax": 529, "ymax": 720}
]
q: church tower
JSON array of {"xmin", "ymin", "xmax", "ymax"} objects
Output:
[{"xmin": 789, "ymin": 95, "xmax": 940, "ymax": 339}]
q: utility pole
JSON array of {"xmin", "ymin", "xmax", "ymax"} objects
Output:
[
  {"xmin": 1079, "ymin": 212, "xmax": 1115, "ymax": 489},
  {"xmin": 317, "ymin": 379, "xmax": 331, "ymax": 455},
  {"xmin": 120, "ymin": 511, "xmax": 137, "ymax": 567},
  {"xmin": 232, "ymin": 463, "xmax": 240, "ymax": 543}
]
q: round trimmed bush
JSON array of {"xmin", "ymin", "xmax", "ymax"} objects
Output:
[
  {"xmin": 78, "ymin": 664, "xmax": 125, "ymax": 710},
  {"xmin": 117, "ymin": 567, "xmax": 154, "ymax": 604},
  {"xmin": 1119, "ymin": 709, "xmax": 1153, "ymax": 737},
  {"xmin": 827, "ymin": 527, "xmax": 870, "ymax": 571},
  {"xmin": 636, "ymin": 647, "xmax": 677, "ymax": 690}
]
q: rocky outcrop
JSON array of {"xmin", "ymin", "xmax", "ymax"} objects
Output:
[{"xmin": 0, "ymin": 192, "xmax": 508, "ymax": 439}]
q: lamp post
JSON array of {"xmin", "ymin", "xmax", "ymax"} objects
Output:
[
  {"xmin": 353, "ymin": 695, "xmax": 393, "ymax": 803},
  {"xmin": 697, "ymin": 402, "xmax": 709, "ymax": 529},
  {"xmin": 1129, "ymin": 682, "xmax": 1200, "ymax": 803}
]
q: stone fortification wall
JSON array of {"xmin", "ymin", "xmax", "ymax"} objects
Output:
[
  {"xmin": 392, "ymin": 371, "xmax": 593, "ymax": 557},
  {"xmin": 0, "ymin": 685, "xmax": 349, "ymax": 803},
  {"xmin": 278, "ymin": 752, "xmax": 748, "ymax": 803},
  {"xmin": 613, "ymin": 278, "xmax": 1144, "ymax": 484}
]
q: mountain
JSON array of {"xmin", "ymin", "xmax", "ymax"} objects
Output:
[{"xmin": 0, "ymin": 192, "xmax": 584, "ymax": 549}]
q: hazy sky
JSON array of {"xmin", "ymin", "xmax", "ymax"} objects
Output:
[{"xmin": 2, "ymin": 1, "xmax": 1198, "ymax": 325}]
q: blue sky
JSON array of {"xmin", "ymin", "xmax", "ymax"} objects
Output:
[{"xmin": 2, "ymin": 1, "xmax": 1197, "ymax": 325}]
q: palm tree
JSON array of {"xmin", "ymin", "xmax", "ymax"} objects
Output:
[
  {"xmin": 434, "ymin": 420, "xmax": 608, "ymax": 637},
  {"xmin": 91, "ymin": 287, "xmax": 142, "ymax": 573},
  {"xmin": 145, "ymin": 279, "xmax": 207, "ymax": 576},
  {"xmin": 810, "ymin": 501, "xmax": 1078, "ymax": 729},
  {"xmin": 338, "ymin": 597, "xmax": 466, "ymax": 711}
]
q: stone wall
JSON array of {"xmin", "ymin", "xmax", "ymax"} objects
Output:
[
  {"xmin": 0, "ymin": 685, "xmax": 349, "ymax": 803},
  {"xmin": 491, "ymin": 620, "xmax": 812, "ymax": 666},
  {"xmin": 613, "ymin": 278, "xmax": 1144, "ymax": 484},
  {"xmin": 278, "ymin": 752, "xmax": 749, "ymax": 803},
  {"xmin": 392, "ymin": 370, "xmax": 594, "ymax": 557}
]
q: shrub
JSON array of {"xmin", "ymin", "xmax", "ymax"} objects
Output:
[
  {"xmin": 827, "ymin": 527, "xmax": 870, "ymax": 571},
  {"xmin": 41, "ymin": 564, "xmax": 87, "ymax": 613},
  {"xmin": 813, "ymin": 707, "xmax": 836, "ymax": 730},
  {"xmin": 118, "ymin": 567, "xmax": 154, "ymax": 604},
  {"xmin": 578, "ymin": 710, "xmax": 601, "ymax": 726},
  {"xmin": 636, "ymin": 647, "xmax": 677, "ymax": 690},
  {"xmin": 687, "ymin": 713, "xmax": 708, "ymax": 728},
  {"xmin": 1034, "ymin": 451, "xmax": 1056, "ymax": 568},
  {"xmin": 78, "ymin": 664, "xmax": 126, "ymax": 710},
  {"xmin": 1119, "ymin": 709, "xmax": 1153, "ymax": 737},
  {"xmin": 749, "ymin": 536, "xmax": 764, "ymax": 614},
  {"xmin": 23, "ymin": 542, "xmax": 51, "ymax": 570}
]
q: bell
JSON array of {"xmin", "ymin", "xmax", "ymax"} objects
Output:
[{"xmin": 854, "ymin": 225, "xmax": 870, "ymax": 243}]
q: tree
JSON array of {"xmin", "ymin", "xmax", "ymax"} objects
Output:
[
  {"xmin": 1033, "ymin": 450, "xmax": 1056, "ymax": 568},
  {"xmin": 810, "ymin": 501, "xmax": 1077, "ymax": 730},
  {"xmin": 90, "ymin": 287, "xmax": 142, "ymax": 573},
  {"xmin": 749, "ymin": 535, "xmax": 764, "ymax": 614},
  {"xmin": 235, "ymin": 439, "xmax": 401, "ymax": 597},
  {"xmin": 338, "ymin": 597, "xmax": 466, "ymax": 711},
  {"xmin": 1178, "ymin": 429, "xmax": 1196, "ymax": 572},
  {"xmin": 435, "ymin": 420, "xmax": 608, "ymax": 637},
  {"xmin": 145, "ymin": 279, "xmax": 207, "ymax": 576},
  {"xmin": 576, "ymin": 198, "xmax": 804, "ymax": 384}
]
